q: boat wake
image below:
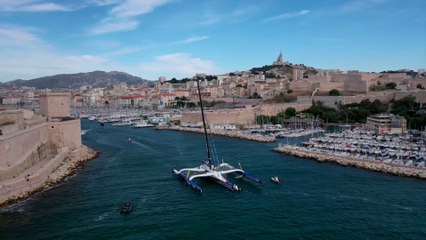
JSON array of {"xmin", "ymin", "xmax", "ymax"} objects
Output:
[
  {"xmin": 331, "ymin": 194, "xmax": 414, "ymax": 211},
  {"xmin": 130, "ymin": 140, "xmax": 149, "ymax": 148},
  {"xmin": 94, "ymin": 212, "xmax": 110, "ymax": 222}
]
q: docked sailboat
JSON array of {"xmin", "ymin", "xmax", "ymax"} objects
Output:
[{"xmin": 173, "ymin": 76, "xmax": 262, "ymax": 194}]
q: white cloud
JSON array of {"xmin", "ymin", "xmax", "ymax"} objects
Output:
[
  {"xmin": 0, "ymin": 25, "xmax": 45, "ymax": 47},
  {"xmin": 263, "ymin": 10, "xmax": 311, "ymax": 22},
  {"xmin": 199, "ymin": 5, "xmax": 260, "ymax": 26},
  {"xmin": 0, "ymin": 0, "xmax": 72, "ymax": 12},
  {"xmin": 199, "ymin": 17, "xmax": 222, "ymax": 26},
  {"xmin": 110, "ymin": 0, "xmax": 170, "ymax": 18},
  {"xmin": 89, "ymin": 19, "xmax": 139, "ymax": 35},
  {"xmin": 173, "ymin": 36, "xmax": 209, "ymax": 45},
  {"xmin": 88, "ymin": 0, "xmax": 171, "ymax": 35},
  {"xmin": 0, "ymin": 25, "xmax": 113, "ymax": 81},
  {"xmin": 140, "ymin": 53, "xmax": 220, "ymax": 79},
  {"xmin": 17, "ymin": 3, "xmax": 71, "ymax": 12}
]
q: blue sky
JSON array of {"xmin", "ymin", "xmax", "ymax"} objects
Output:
[{"xmin": 0, "ymin": 0, "xmax": 425, "ymax": 81}]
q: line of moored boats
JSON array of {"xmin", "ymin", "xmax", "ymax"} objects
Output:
[{"xmin": 301, "ymin": 129, "xmax": 426, "ymax": 168}]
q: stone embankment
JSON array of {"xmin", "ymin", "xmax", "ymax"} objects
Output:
[
  {"xmin": 274, "ymin": 145, "xmax": 426, "ymax": 179},
  {"xmin": 0, "ymin": 146, "xmax": 99, "ymax": 207},
  {"xmin": 157, "ymin": 125, "xmax": 276, "ymax": 143}
]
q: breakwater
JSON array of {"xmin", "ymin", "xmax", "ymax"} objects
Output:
[
  {"xmin": 274, "ymin": 145, "xmax": 426, "ymax": 179},
  {"xmin": 156, "ymin": 125, "xmax": 276, "ymax": 142}
]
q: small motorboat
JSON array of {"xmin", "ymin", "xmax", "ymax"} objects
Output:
[
  {"xmin": 120, "ymin": 202, "xmax": 132, "ymax": 214},
  {"xmin": 127, "ymin": 138, "xmax": 133, "ymax": 143},
  {"xmin": 270, "ymin": 176, "xmax": 282, "ymax": 184}
]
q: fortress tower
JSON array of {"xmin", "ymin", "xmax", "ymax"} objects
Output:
[{"xmin": 39, "ymin": 93, "xmax": 71, "ymax": 120}]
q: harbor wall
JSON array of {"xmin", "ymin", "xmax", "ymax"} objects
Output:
[
  {"xmin": 181, "ymin": 108, "xmax": 256, "ymax": 125},
  {"xmin": 394, "ymin": 91, "xmax": 426, "ymax": 103},
  {"xmin": 256, "ymin": 103, "xmax": 311, "ymax": 116},
  {"xmin": 157, "ymin": 125, "xmax": 275, "ymax": 142},
  {"xmin": 0, "ymin": 123, "xmax": 50, "ymax": 170},
  {"xmin": 48, "ymin": 119, "xmax": 82, "ymax": 149},
  {"xmin": 0, "ymin": 117, "xmax": 94, "ymax": 206},
  {"xmin": 295, "ymin": 90, "xmax": 426, "ymax": 109}
]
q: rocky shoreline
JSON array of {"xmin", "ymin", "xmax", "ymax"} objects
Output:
[
  {"xmin": 0, "ymin": 146, "xmax": 99, "ymax": 207},
  {"xmin": 274, "ymin": 145, "xmax": 426, "ymax": 179},
  {"xmin": 156, "ymin": 125, "xmax": 276, "ymax": 143}
]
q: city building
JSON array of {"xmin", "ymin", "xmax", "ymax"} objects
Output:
[{"xmin": 366, "ymin": 114, "xmax": 407, "ymax": 134}]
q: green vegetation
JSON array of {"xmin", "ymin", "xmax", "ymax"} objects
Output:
[
  {"xmin": 186, "ymin": 102, "xmax": 196, "ymax": 108},
  {"xmin": 250, "ymin": 65, "xmax": 276, "ymax": 73},
  {"xmin": 284, "ymin": 107, "xmax": 297, "ymax": 118},
  {"xmin": 328, "ymin": 89, "xmax": 341, "ymax": 96},
  {"xmin": 174, "ymin": 96, "xmax": 188, "ymax": 108},
  {"xmin": 370, "ymin": 81, "xmax": 397, "ymax": 91},
  {"xmin": 390, "ymin": 96, "xmax": 426, "ymax": 130},
  {"xmin": 197, "ymin": 100, "xmax": 225, "ymax": 108},
  {"xmin": 168, "ymin": 78, "xmax": 191, "ymax": 83},
  {"xmin": 417, "ymin": 83, "xmax": 425, "ymax": 90},
  {"xmin": 265, "ymin": 72, "xmax": 276, "ymax": 78},
  {"xmin": 338, "ymin": 99, "xmax": 389, "ymax": 123},
  {"xmin": 255, "ymin": 107, "xmax": 297, "ymax": 125},
  {"xmin": 301, "ymin": 99, "xmax": 389, "ymax": 124},
  {"xmin": 255, "ymin": 97, "xmax": 425, "ymax": 129},
  {"xmin": 380, "ymin": 70, "xmax": 418, "ymax": 78},
  {"xmin": 167, "ymin": 75, "xmax": 217, "ymax": 83}
]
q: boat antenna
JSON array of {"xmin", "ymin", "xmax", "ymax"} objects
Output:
[{"xmin": 195, "ymin": 75, "xmax": 212, "ymax": 167}]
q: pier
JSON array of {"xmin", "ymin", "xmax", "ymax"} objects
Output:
[{"xmin": 156, "ymin": 125, "xmax": 276, "ymax": 143}]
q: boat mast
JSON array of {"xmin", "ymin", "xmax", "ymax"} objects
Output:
[{"xmin": 196, "ymin": 75, "xmax": 212, "ymax": 167}]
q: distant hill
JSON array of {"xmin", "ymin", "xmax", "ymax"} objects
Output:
[{"xmin": 2, "ymin": 71, "xmax": 151, "ymax": 89}]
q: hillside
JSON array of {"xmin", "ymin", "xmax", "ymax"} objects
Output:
[
  {"xmin": 2, "ymin": 71, "xmax": 150, "ymax": 89},
  {"xmin": 250, "ymin": 63, "xmax": 318, "ymax": 80}
]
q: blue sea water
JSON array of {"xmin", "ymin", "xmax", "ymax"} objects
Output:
[{"xmin": 1, "ymin": 120, "xmax": 425, "ymax": 240}]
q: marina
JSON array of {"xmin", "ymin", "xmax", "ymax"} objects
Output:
[{"xmin": 274, "ymin": 128, "xmax": 426, "ymax": 179}]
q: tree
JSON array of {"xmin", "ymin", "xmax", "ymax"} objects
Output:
[
  {"xmin": 417, "ymin": 83, "xmax": 425, "ymax": 89},
  {"xmin": 256, "ymin": 115, "xmax": 271, "ymax": 125},
  {"xmin": 186, "ymin": 102, "xmax": 196, "ymax": 108},
  {"xmin": 329, "ymin": 89, "xmax": 341, "ymax": 96},
  {"xmin": 370, "ymin": 99, "xmax": 388, "ymax": 114},
  {"xmin": 385, "ymin": 82, "xmax": 397, "ymax": 89},
  {"xmin": 284, "ymin": 107, "xmax": 296, "ymax": 119}
]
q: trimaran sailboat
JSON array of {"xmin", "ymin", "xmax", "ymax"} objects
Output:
[{"xmin": 173, "ymin": 75, "xmax": 262, "ymax": 194}]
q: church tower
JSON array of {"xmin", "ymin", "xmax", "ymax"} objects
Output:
[{"xmin": 273, "ymin": 51, "xmax": 284, "ymax": 66}]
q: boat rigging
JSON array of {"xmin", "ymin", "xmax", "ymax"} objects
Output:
[{"xmin": 173, "ymin": 74, "xmax": 262, "ymax": 194}]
